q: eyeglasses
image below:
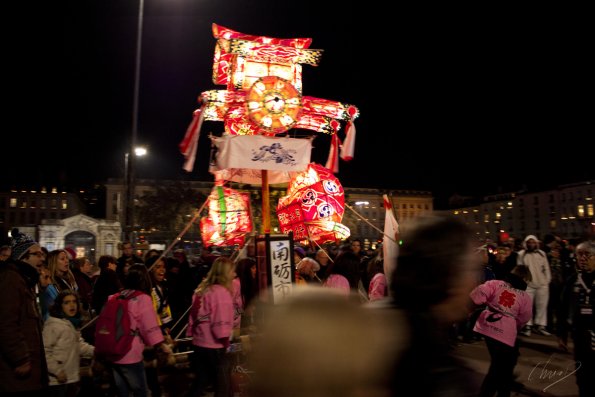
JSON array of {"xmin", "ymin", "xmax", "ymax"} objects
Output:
[
  {"xmin": 576, "ymin": 251, "xmax": 593, "ymax": 258},
  {"xmin": 29, "ymin": 251, "xmax": 44, "ymax": 257}
]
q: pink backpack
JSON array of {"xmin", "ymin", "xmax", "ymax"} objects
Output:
[{"xmin": 94, "ymin": 290, "xmax": 142, "ymax": 361}]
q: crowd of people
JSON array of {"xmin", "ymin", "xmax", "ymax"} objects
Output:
[{"xmin": 0, "ymin": 216, "xmax": 593, "ymax": 396}]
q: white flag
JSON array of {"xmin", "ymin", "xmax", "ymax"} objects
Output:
[{"xmin": 382, "ymin": 194, "xmax": 399, "ymax": 296}]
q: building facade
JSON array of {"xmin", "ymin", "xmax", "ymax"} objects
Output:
[
  {"xmin": 0, "ymin": 187, "xmax": 86, "ymax": 243},
  {"xmin": 451, "ymin": 181, "xmax": 594, "ymax": 242},
  {"xmin": 343, "ymin": 188, "xmax": 434, "ymax": 249},
  {"xmin": 0, "ymin": 188, "xmax": 120, "ymax": 261}
]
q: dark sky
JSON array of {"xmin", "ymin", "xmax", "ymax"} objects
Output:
[{"xmin": 4, "ymin": 1, "xmax": 592, "ymax": 207}]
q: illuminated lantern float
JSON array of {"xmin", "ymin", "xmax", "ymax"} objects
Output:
[
  {"xmin": 277, "ymin": 163, "xmax": 350, "ymax": 244},
  {"xmin": 180, "ymin": 23, "xmax": 360, "ymax": 173},
  {"xmin": 200, "ymin": 185, "xmax": 253, "ymax": 248},
  {"xmin": 180, "ymin": 24, "xmax": 358, "ymax": 246}
]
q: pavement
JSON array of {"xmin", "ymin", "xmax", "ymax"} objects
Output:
[{"xmin": 453, "ymin": 333, "xmax": 579, "ymax": 397}]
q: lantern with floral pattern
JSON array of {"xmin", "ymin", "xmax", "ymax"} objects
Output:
[{"xmin": 276, "ymin": 163, "xmax": 349, "ymax": 243}]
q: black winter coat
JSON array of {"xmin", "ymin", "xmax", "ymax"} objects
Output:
[{"xmin": 0, "ymin": 261, "xmax": 49, "ymax": 392}]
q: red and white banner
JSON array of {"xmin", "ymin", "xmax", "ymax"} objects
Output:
[
  {"xmin": 382, "ymin": 194, "xmax": 399, "ymax": 296},
  {"xmin": 180, "ymin": 108, "xmax": 205, "ymax": 172}
]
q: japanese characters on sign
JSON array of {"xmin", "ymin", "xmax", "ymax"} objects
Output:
[{"xmin": 269, "ymin": 239, "xmax": 293, "ymax": 303}]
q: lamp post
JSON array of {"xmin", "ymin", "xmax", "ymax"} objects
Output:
[
  {"xmin": 124, "ymin": 147, "xmax": 147, "ymax": 243},
  {"xmin": 125, "ymin": 0, "xmax": 145, "ymax": 243}
]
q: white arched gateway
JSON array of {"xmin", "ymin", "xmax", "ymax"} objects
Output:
[{"xmin": 38, "ymin": 214, "xmax": 121, "ymax": 263}]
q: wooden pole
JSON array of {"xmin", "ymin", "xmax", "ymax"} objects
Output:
[{"xmin": 262, "ymin": 170, "xmax": 271, "ymax": 233}]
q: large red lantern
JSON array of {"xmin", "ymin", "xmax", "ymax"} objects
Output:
[{"xmin": 276, "ymin": 163, "xmax": 350, "ymax": 243}]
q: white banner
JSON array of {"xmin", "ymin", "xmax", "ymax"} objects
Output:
[
  {"xmin": 211, "ymin": 168, "xmax": 297, "ymax": 185},
  {"xmin": 211, "ymin": 135, "xmax": 312, "ymax": 172},
  {"xmin": 269, "ymin": 239, "xmax": 294, "ymax": 304}
]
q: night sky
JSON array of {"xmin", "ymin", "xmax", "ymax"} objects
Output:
[{"xmin": 4, "ymin": 1, "xmax": 592, "ymax": 207}]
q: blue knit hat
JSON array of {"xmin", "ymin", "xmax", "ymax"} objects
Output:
[
  {"xmin": 10, "ymin": 228, "xmax": 37, "ymax": 260},
  {"xmin": 294, "ymin": 246, "xmax": 306, "ymax": 259}
]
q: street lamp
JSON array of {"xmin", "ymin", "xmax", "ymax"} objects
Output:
[
  {"xmin": 124, "ymin": 147, "xmax": 148, "ymax": 243},
  {"xmin": 125, "ymin": 0, "xmax": 145, "ymax": 243}
]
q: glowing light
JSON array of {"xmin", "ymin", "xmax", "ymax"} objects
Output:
[
  {"xmin": 200, "ymin": 186, "xmax": 253, "ymax": 247},
  {"xmin": 277, "ymin": 163, "xmax": 348, "ymax": 243}
]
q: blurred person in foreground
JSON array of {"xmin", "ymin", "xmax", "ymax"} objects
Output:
[
  {"xmin": 0, "ymin": 228, "xmax": 49, "ymax": 395},
  {"xmin": 557, "ymin": 241, "xmax": 595, "ymax": 397},
  {"xmin": 0, "ymin": 244, "xmax": 11, "ymax": 262},
  {"xmin": 390, "ymin": 214, "xmax": 483, "ymax": 396},
  {"xmin": 248, "ymin": 287, "xmax": 403, "ymax": 397}
]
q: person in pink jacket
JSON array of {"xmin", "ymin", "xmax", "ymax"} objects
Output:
[
  {"xmin": 470, "ymin": 265, "xmax": 533, "ymax": 397},
  {"xmin": 367, "ymin": 254, "xmax": 388, "ymax": 301},
  {"xmin": 111, "ymin": 264, "xmax": 172, "ymax": 397},
  {"xmin": 187, "ymin": 256, "xmax": 235, "ymax": 397}
]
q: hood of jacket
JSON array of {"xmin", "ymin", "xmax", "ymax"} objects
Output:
[{"xmin": 522, "ymin": 235, "xmax": 539, "ymax": 250}]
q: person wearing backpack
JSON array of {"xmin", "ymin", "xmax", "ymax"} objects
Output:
[
  {"xmin": 96, "ymin": 264, "xmax": 172, "ymax": 397},
  {"xmin": 186, "ymin": 256, "xmax": 236, "ymax": 397}
]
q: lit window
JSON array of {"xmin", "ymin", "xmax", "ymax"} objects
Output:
[
  {"xmin": 20, "ymin": 200, "xmax": 27, "ymax": 209},
  {"xmin": 577, "ymin": 205, "xmax": 585, "ymax": 217},
  {"xmin": 9, "ymin": 198, "xmax": 17, "ymax": 208},
  {"xmin": 587, "ymin": 204, "xmax": 594, "ymax": 217},
  {"xmin": 549, "ymin": 219, "xmax": 556, "ymax": 229},
  {"xmin": 61, "ymin": 199, "xmax": 68, "ymax": 210}
]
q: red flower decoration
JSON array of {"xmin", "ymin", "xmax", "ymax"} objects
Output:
[{"xmin": 498, "ymin": 290, "xmax": 516, "ymax": 308}]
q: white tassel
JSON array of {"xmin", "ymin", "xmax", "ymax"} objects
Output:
[
  {"xmin": 340, "ymin": 121, "xmax": 356, "ymax": 161},
  {"xmin": 325, "ymin": 134, "xmax": 340, "ymax": 173},
  {"xmin": 340, "ymin": 106, "xmax": 358, "ymax": 161}
]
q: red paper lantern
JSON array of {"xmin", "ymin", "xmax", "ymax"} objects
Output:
[
  {"xmin": 200, "ymin": 186, "xmax": 253, "ymax": 248},
  {"xmin": 276, "ymin": 163, "xmax": 350, "ymax": 243}
]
